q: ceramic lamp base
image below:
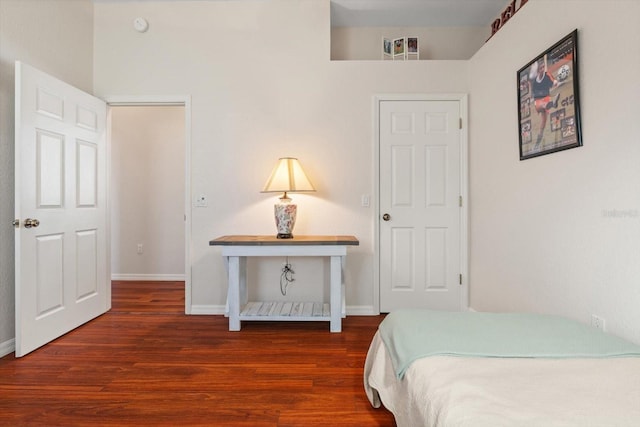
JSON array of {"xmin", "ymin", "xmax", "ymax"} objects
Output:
[{"xmin": 274, "ymin": 203, "xmax": 297, "ymax": 239}]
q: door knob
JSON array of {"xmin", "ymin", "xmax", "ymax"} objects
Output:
[
  {"xmin": 382, "ymin": 213, "xmax": 391, "ymax": 221},
  {"xmin": 23, "ymin": 218, "xmax": 40, "ymax": 228}
]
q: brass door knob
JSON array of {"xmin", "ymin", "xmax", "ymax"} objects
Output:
[
  {"xmin": 382, "ymin": 213, "xmax": 391, "ymax": 221},
  {"xmin": 23, "ymin": 218, "xmax": 40, "ymax": 228}
]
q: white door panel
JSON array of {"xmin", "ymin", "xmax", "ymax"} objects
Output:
[
  {"xmin": 380, "ymin": 100, "xmax": 461, "ymax": 312},
  {"xmin": 15, "ymin": 62, "xmax": 109, "ymax": 357}
]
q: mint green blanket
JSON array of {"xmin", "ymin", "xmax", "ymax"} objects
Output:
[{"xmin": 379, "ymin": 309, "xmax": 640, "ymax": 379}]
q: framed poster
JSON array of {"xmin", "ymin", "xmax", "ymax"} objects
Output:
[{"xmin": 517, "ymin": 29, "xmax": 582, "ymax": 160}]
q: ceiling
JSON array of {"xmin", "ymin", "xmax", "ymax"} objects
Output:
[{"xmin": 330, "ymin": 0, "xmax": 507, "ymax": 27}]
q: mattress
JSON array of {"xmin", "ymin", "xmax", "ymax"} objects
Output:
[{"xmin": 365, "ymin": 329, "xmax": 640, "ymax": 426}]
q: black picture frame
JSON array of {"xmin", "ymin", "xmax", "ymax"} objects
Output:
[{"xmin": 518, "ymin": 29, "xmax": 582, "ymax": 160}]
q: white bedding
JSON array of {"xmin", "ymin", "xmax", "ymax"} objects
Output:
[{"xmin": 364, "ymin": 331, "xmax": 640, "ymax": 427}]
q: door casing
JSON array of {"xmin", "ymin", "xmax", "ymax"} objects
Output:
[{"xmin": 105, "ymin": 95, "xmax": 192, "ymax": 313}]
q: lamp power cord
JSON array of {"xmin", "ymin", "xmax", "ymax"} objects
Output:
[{"xmin": 280, "ymin": 258, "xmax": 295, "ymax": 295}]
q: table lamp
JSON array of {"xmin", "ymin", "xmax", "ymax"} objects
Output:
[{"xmin": 261, "ymin": 157, "xmax": 315, "ymax": 238}]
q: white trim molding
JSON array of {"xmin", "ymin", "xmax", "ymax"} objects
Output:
[
  {"xmin": 105, "ymin": 95, "xmax": 193, "ymax": 314},
  {"xmin": 0, "ymin": 339, "xmax": 15, "ymax": 358},
  {"xmin": 111, "ymin": 274, "xmax": 185, "ymax": 281},
  {"xmin": 346, "ymin": 305, "xmax": 377, "ymax": 316},
  {"xmin": 190, "ymin": 305, "xmax": 227, "ymax": 315}
]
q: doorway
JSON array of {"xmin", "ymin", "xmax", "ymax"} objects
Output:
[{"xmin": 108, "ymin": 99, "xmax": 191, "ymax": 312}]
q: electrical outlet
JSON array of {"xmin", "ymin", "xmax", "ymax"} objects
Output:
[
  {"xmin": 137, "ymin": 244, "xmax": 143, "ymax": 255},
  {"xmin": 591, "ymin": 314, "xmax": 606, "ymax": 331}
]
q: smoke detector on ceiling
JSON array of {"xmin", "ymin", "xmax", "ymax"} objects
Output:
[{"xmin": 133, "ymin": 17, "xmax": 149, "ymax": 33}]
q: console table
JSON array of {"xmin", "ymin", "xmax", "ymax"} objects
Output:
[{"xmin": 209, "ymin": 235, "xmax": 359, "ymax": 332}]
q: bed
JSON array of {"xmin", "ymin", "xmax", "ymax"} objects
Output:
[{"xmin": 364, "ymin": 309, "xmax": 640, "ymax": 427}]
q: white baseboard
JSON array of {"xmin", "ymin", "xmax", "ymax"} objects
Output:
[
  {"xmin": 0, "ymin": 338, "xmax": 15, "ymax": 358},
  {"xmin": 346, "ymin": 305, "xmax": 377, "ymax": 315},
  {"xmin": 111, "ymin": 274, "xmax": 185, "ymax": 281},
  {"xmin": 189, "ymin": 305, "xmax": 227, "ymax": 315}
]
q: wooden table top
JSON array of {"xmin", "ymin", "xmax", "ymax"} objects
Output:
[{"xmin": 209, "ymin": 235, "xmax": 359, "ymax": 246}]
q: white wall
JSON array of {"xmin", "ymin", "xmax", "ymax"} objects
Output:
[
  {"xmin": 468, "ymin": 0, "xmax": 640, "ymax": 344},
  {"xmin": 0, "ymin": 0, "xmax": 94, "ymax": 353},
  {"xmin": 110, "ymin": 106, "xmax": 185, "ymax": 280},
  {"xmin": 331, "ymin": 26, "xmax": 488, "ymax": 60},
  {"xmin": 93, "ymin": 0, "xmax": 469, "ymax": 312},
  {"xmin": 3, "ymin": 0, "xmax": 637, "ymax": 351}
]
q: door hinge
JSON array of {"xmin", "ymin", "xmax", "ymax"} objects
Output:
[
  {"xmin": 459, "ymin": 274, "xmax": 463, "ymax": 285},
  {"xmin": 459, "ymin": 196, "xmax": 463, "ymax": 207},
  {"xmin": 459, "ymin": 118, "xmax": 462, "ymax": 129}
]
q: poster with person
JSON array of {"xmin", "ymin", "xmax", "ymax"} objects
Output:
[{"xmin": 517, "ymin": 30, "xmax": 582, "ymax": 160}]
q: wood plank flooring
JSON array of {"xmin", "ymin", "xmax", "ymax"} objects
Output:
[{"xmin": 0, "ymin": 281, "xmax": 395, "ymax": 426}]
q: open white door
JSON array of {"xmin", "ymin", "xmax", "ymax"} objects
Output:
[{"xmin": 14, "ymin": 62, "xmax": 109, "ymax": 357}]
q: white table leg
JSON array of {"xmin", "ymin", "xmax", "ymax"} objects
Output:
[
  {"xmin": 330, "ymin": 255, "xmax": 342, "ymax": 332},
  {"xmin": 341, "ymin": 255, "xmax": 346, "ymax": 318},
  {"xmin": 227, "ymin": 255, "xmax": 241, "ymax": 331},
  {"xmin": 239, "ymin": 256, "xmax": 248, "ymax": 308},
  {"xmin": 223, "ymin": 256, "xmax": 230, "ymax": 316}
]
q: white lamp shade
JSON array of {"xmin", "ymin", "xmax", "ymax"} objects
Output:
[
  {"xmin": 262, "ymin": 157, "xmax": 314, "ymax": 238},
  {"xmin": 261, "ymin": 157, "xmax": 315, "ymax": 194}
]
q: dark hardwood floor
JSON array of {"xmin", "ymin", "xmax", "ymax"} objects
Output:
[{"xmin": 0, "ymin": 281, "xmax": 395, "ymax": 426}]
